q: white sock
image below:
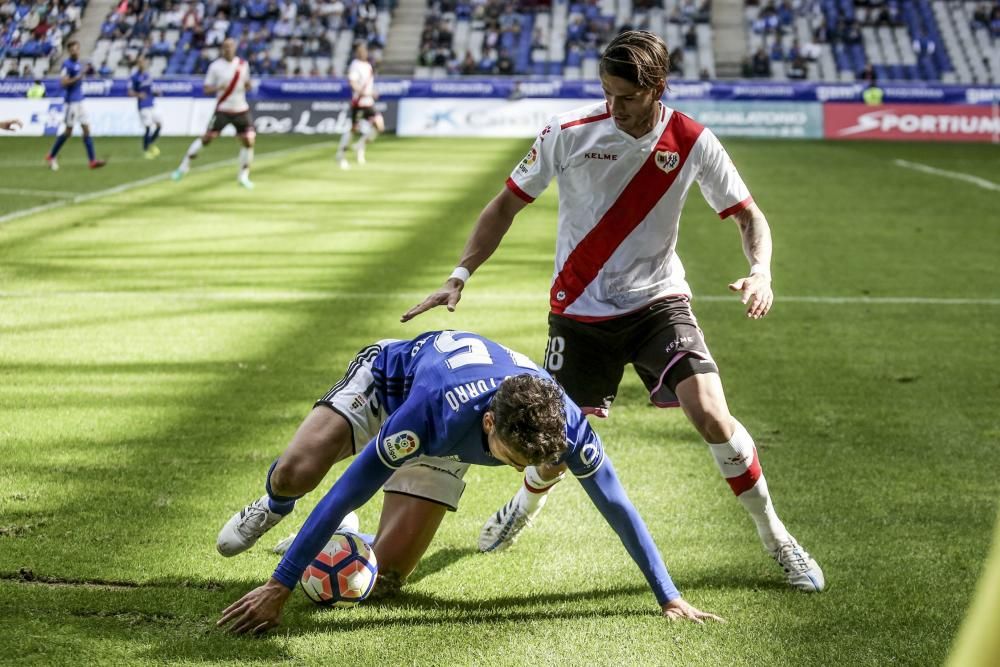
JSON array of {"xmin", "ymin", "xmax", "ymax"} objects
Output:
[
  {"xmin": 335, "ymin": 130, "xmax": 351, "ymax": 158},
  {"xmin": 179, "ymin": 138, "xmax": 202, "ymax": 171},
  {"xmin": 707, "ymin": 419, "xmax": 790, "ymax": 552},
  {"xmin": 239, "ymin": 147, "xmax": 253, "ymax": 177},
  {"xmin": 518, "ymin": 465, "xmax": 564, "ymax": 513}
]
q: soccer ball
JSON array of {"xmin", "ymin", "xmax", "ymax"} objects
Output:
[{"xmin": 300, "ymin": 531, "xmax": 378, "ymax": 607}]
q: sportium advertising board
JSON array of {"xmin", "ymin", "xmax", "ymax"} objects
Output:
[{"xmin": 824, "ymin": 103, "xmax": 1000, "ymax": 142}]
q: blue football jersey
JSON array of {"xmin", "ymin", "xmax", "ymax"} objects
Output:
[
  {"xmin": 130, "ymin": 71, "xmax": 155, "ymax": 109},
  {"xmin": 368, "ymin": 331, "xmax": 604, "ymax": 476},
  {"xmin": 273, "ymin": 331, "xmax": 679, "ymax": 606},
  {"xmin": 61, "ymin": 59, "xmax": 83, "ymax": 103}
]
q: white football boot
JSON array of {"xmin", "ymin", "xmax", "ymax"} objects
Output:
[
  {"xmin": 478, "ymin": 489, "xmax": 547, "ymax": 553},
  {"xmin": 217, "ymin": 495, "xmax": 287, "ymax": 557},
  {"xmin": 771, "ymin": 538, "xmax": 825, "ymax": 592},
  {"xmin": 271, "ymin": 511, "xmax": 360, "ymax": 555},
  {"xmin": 237, "ymin": 173, "xmax": 254, "ymax": 190}
]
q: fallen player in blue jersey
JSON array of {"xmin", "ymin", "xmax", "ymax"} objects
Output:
[{"xmin": 216, "ymin": 331, "xmax": 723, "ymax": 634}]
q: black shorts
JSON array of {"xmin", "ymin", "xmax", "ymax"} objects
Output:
[
  {"xmin": 543, "ymin": 296, "xmax": 719, "ymax": 415},
  {"xmin": 208, "ymin": 109, "xmax": 253, "ymax": 135},
  {"xmin": 351, "ymin": 105, "xmax": 377, "ymax": 125}
]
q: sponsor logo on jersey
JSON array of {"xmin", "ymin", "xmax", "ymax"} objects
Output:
[
  {"xmin": 539, "ymin": 125, "xmax": 552, "ymax": 142},
  {"xmin": 584, "ymin": 152, "xmax": 618, "ymax": 161},
  {"xmin": 654, "ymin": 150, "xmax": 680, "ymax": 173},
  {"xmin": 383, "ymin": 430, "xmax": 420, "ymax": 461}
]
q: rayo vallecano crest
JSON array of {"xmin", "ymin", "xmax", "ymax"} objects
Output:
[{"xmin": 655, "ymin": 150, "xmax": 680, "ymax": 173}]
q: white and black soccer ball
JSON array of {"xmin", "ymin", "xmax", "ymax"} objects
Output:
[{"xmin": 300, "ymin": 531, "xmax": 378, "ymax": 607}]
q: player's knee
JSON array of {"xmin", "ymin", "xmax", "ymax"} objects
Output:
[
  {"xmin": 695, "ymin": 409, "xmax": 734, "ymax": 444},
  {"xmin": 269, "ymin": 457, "xmax": 320, "ymax": 496}
]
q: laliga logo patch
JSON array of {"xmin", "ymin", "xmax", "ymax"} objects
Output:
[
  {"xmin": 522, "ymin": 147, "xmax": 538, "ymax": 167},
  {"xmin": 655, "ymin": 150, "xmax": 680, "ymax": 174},
  {"xmin": 383, "ymin": 430, "xmax": 420, "ymax": 461}
]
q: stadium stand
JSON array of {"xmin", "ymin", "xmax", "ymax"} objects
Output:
[
  {"xmin": 744, "ymin": 0, "xmax": 998, "ymax": 84},
  {"xmin": 1, "ymin": 0, "xmax": 87, "ymax": 78},
  {"xmin": 88, "ymin": 0, "xmax": 394, "ymax": 77},
  {"xmin": 415, "ymin": 0, "xmax": 716, "ymax": 78}
]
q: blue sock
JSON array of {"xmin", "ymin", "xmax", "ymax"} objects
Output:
[
  {"xmin": 48, "ymin": 133, "xmax": 68, "ymax": 157},
  {"xmin": 143, "ymin": 129, "xmax": 151, "ymax": 150},
  {"xmin": 265, "ymin": 460, "xmax": 301, "ymax": 515},
  {"xmin": 150, "ymin": 127, "xmax": 161, "ymax": 144},
  {"xmin": 83, "ymin": 136, "xmax": 95, "ymax": 162}
]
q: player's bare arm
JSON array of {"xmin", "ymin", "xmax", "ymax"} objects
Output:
[
  {"xmin": 400, "ymin": 187, "xmax": 528, "ymax": 322},
  {"xmin": 0, "ymin": 118, "xmax": 22, "ymax": 131},
  {"xmin": 662, "ymin": 598, "xmax": 726, "ymax": 624},
  {"xmin": 727, "ymin": 203, "xmax": 774, "ymax": 320},
  {"xmin": 217, "ymin": 577, "xmax": 292, "ymax": 635}
]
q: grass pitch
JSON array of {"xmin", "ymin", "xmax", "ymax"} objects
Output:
[{"xmin": 1, "ymin": 134, "xmax": 998, "ymax": 666}]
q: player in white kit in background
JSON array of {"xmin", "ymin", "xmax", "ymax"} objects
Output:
[
  {"xmin": 335, "ymin": 42, "xmax": 383, "ymax": 170},
  {"xmin": 172, "ymin": 38, "xmax": 256, "ymax": 189}
]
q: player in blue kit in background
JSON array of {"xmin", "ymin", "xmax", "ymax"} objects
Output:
[
  {"xmin": 129, "ymin": 55, "xmax": 162, "ymax": 159},
  {"xmin": 45, "ymin": 40, "xmax": 105, "ymax": 171},
  {"xmin": 216, "ymin": 331, "xmax": 723, "ymax": 634}
]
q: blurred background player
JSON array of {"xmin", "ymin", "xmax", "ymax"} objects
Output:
[
  {"xmin": 129, "ymin": 55, "xmax": 163, "ymax": 159},
  {"xmin": 403, "ymin": 30, "xmax": 824, "ymax": 594},
  {"xmin": 172, "ymin": 38, "xmax": 255, "ymax": 189},
  {"xmin": 335, "ymin": 42, "xmax": 382, "ymax": 170},
  {"xmin": 44, "ymin": 40, "xmax": 106, "ymax": 171},
  {"xmin": 215, "ymin": 331, "xmax": 722, "ymax": 634}
]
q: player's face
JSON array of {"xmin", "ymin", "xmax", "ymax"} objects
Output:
[
  {"xmin": 68, "ymin": 43, "xmax": 80, "ymax": 59},
  {"xmin": 484, "ymin": 413, "xmax": 530, "ymax": 472},
  {"xmin": 221, "ymin": 39, "xmax": 236, "ymax": 60},
  {"xmin": 600, "ymin": 72, "xmax": 664, "ymax": 139}
]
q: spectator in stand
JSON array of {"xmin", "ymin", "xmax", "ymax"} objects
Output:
[
  {"xmin": 770, "ymin": 36, "xmax": 784, "ymax": 61},
  {"xmin": 497, "ymin": 48, "xmax": 513, "ymax": 74},
  {"xmin": 683, "ymin": 24, "xmax": 697, "ymax": 49},
  {"xmin": 786, "ymin": 54, "xmax": 807, "ymax": 79},
  {"xmin": 843, "ymin": 20, "xmax": 861, "ymax": 44},
  {"xmin": 751, "ymin": 46, "xmax": 771, "ymax": 76},
  {"xmin": 668, "ymin": 46, "xmax": 683, "ymax": 74},
  {"xmin": 459, "ymin": 50, "xmax": 477, "ymax": 74},
  {"xmin": 206, "ymin": 11, "xmax": 229, "ymax": 45},
  {"xmin": 859, "ymin": 61, "xmax": 877, "ymax": 87}
]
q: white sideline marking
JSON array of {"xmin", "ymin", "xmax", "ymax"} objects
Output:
[
  {"xmin": 1, "ymin": 290, "xmax": 998, "ymax": 306},
  {"xmin": 894, "ymin": 159, "xmax": 1000, "ymax": 192},
  {"xmin": 0, "ymin": 187, "xmax": 75, "ymax": 199},
  {"xmin": 0, "ymin": 141, "xmax": 335, "ymax": 226}
]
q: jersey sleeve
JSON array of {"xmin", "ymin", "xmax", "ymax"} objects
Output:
[
  {"xmin": 695, "ymin": 128, "xmax": 754, "ymax": 220},
  {"xmin": 204, "ymin": 63, "xmax": 219, "ymax": 88},
  {"xmin": 372, "ymin": 390, "xmax": 437, "ymax": 469},
  {"xmin": 564, "ymin": 417, "xmax": 606, "ymax": 479},
  {"xmin": 505, "ymin": 117, "xmax": 562, "ymax": 204},
  {"xmin": 576, "ymin": 454, "xmax": 681, "ymax": 605},
  {"xmin": 272, "ymin": 442, "xmax": 393, "ymax": 589}
]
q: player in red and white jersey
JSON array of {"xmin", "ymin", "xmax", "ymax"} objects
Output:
[
  {"xmin": 335, "ymin": 42, "xmax": 384, "ymax": 170},
  {"xmin": 172, "ymin": 38, "xmax": 257, "ymax": 189},
  {"xmin": 404, "ymin": 30, "xmax": 824, "ymax": 593}
]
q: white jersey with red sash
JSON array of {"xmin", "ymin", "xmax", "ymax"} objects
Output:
[
  {"xmin": 506, "ymin": 101, "xmax": 753, "ymax": 321},
  {"xmin": 347, "ymin": 58, "xmax": 375, "ymax": 108},
  {"xmin": 205, "ymin": 56, "xmax": 250, "ymax": 113}
]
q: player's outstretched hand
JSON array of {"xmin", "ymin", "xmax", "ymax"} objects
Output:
[
  {"xmin": 661, "ymin": 597, "xmax": 725, "ymax": 624},
  {"xmin": 728, "ymin": 273, "xmax": 773, "ymax": 320},
  {"xmin": 217, "ymin": 578, "xmax": 292, "ymax": 635},
  {"xmin": 400, "ymin": 278, "xmax": 465, "ymax": 322},
  {"xmin": 0, "ymin": 118, "xmax": 23, "ymax": 131}
]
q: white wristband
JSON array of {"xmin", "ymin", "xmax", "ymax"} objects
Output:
[
  {"xmin": 449, "ymin": 267, "xmax": 471, "ymax": 284},
  {"xmin": 750, "ymin": 263, "xmax": 771, "ymax": 278}
]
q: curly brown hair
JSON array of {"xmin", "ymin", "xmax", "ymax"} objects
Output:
[
  {"xmin": 600, "ymin": 30, "xmax": 669, "ymax": 89},
  {"xmin": 491, "ymin": 375, "xmax": 568, "ymax": 465}
]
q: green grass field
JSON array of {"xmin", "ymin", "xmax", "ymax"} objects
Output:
[{"xmin": 1, "ymin": 134, "xmax": 998, "ymax": 666}]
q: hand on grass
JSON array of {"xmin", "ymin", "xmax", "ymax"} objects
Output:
[
  {"xmin": 661, "ymin": 598, "xmax": 725, "ymax": 624},
  {"xmin": 728, "ymin": 272, "xmax": 773, "ymax": 320},
  {"xmin": 217, "ymin": 578, "xmax": 292, "ymax": 635},
  {"xmin": 400, "ymin": 278, "xmax": 465, "ymax": 322}
]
